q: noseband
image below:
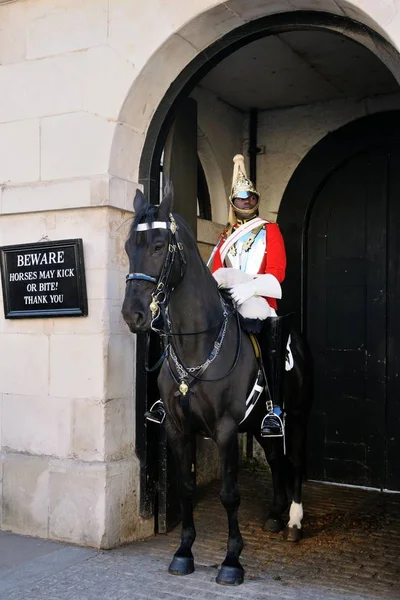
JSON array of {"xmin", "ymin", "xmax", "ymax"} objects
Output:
[{"xmin": 125, "ymin": 214, "xmax": 186, "ymax": 330}]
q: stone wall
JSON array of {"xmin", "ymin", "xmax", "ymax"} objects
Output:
[{"xmin": 0, "ymin": 206, "xmax": 153, "ymax": 547}]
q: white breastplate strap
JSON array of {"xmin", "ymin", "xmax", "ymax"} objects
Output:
[
  {"xmin": 219, "ymin": 218, "xmax": 266, "ymax": 264},
  {"xmin": 239, "ymin": 369, "xmax": 264, "ymax": 425}
]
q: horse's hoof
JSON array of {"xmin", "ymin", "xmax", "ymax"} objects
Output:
[
  {"xmin": 284, "ymin": 525, "xmax": 303, "ymax": 543},
  {"xmin": 263, "ymin": 517, "xmax": 285, "ymax": 533},
  {"xmin": 216, "ymin": 565, "xmax": 244, "ymax": 586},
  {"xmin": 168, "ymin": 555, "xmax": 195, "ymax": 576}
]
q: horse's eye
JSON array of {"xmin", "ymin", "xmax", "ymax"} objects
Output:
[{"xmin": 154, "ymin": 244, "xmax": 164, "ymax": 253}]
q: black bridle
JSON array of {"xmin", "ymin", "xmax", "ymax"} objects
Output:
[
  {"xmin": 125, "ymin": 214, "xmax": 186, "ymax": 330},
  {"xmin": 125, "ymin": 213, "xmax": 242, "ymax": 395}
]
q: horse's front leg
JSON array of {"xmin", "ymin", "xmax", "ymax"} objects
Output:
[
  {"xmin": 166, "ymin": 420, "xmax": 196, "ymax": 576},
  {"xmin": 216, "ymin": 424, "xmax": 244, "ymax": 586}
]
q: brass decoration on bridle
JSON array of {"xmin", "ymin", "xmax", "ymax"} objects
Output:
[{"xmin": 179, "ymin": 381, "xmax": 189, "ymax": 396}]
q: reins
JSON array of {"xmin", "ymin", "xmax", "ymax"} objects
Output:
[{"xmin": 125, "ymin": 212, "xmax": 242, "ymax": 393}]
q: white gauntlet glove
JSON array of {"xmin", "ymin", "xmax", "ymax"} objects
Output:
[
  {"xmin": 230, "ymin": 274, "xmax": 281, "ymax": 306},
  {"xmin": 229, "ymin": 280, "xmax": 257, "ymax": 305}
]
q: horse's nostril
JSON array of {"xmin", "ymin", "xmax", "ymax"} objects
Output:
[{"xmin": 123, "ymin": 311, "xmax": 146, "ymax": 331}]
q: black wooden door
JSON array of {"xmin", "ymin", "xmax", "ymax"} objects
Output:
[{"xmin": 307, "ymin": 146, "xmax": 400, "ymax": 490}]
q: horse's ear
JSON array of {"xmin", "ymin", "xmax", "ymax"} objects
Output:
[
  {"xmin": 133, "ymin": 189, "xmax": 148, "ymax": 214},
  {"xmin": 157, "ymin": 182, "xmax": 174, "ymax": 220}
]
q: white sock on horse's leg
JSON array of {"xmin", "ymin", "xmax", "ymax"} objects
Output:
[{"xmin": 288, "ymin": 501, "xmax": 303, "ymax": 529}]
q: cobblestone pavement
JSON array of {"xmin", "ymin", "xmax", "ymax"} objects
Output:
[{"xmin": 1, "ymin": 466, "xmax": 399, "ymax": 600}]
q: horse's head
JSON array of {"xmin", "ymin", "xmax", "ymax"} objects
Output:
[{"xmin": 122, "ymin": 186, "xmax": 185, "ymax": 332}]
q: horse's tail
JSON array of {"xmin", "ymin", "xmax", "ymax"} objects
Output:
[{"xmin": 286, "ymin": 327, "xmax": 313, "ymax": 414}]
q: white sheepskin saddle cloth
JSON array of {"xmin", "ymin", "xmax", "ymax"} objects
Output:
[{"xmin": 212, "ymin": 268, "xmax": 272, "ymax": 320}]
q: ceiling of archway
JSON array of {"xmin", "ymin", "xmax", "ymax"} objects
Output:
[{"xmin": 199, "ymin": 30, "xmax": 398, "ymax": 110}]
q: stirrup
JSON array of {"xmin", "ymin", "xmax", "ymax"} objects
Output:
[
  {"xmin": 261, "ymin": 409, "xmax": 284, "ymax": 438},
  {"xmin": 144, "ymin": 400, "xmax": 166, "ymax": 425}
]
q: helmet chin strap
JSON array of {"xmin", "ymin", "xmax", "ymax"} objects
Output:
[{"xmin": 231, "ymin": 202, "xmax": 259, "ymax": 220}]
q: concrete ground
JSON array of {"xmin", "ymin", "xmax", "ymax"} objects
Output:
[{"xmin": 1, "ymin": 466, "xmax": 399, "ymax": 600}]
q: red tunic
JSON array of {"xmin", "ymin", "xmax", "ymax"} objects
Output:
[{"xmin": 210, "ymin": 222, "xmax": 286, "ymax": 310}]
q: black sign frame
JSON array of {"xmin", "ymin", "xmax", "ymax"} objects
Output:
[{"xmin": 0, "ymin": 238, "xmax": 88, "ymax": 319}]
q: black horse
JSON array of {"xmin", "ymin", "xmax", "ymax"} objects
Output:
[{"xmin": 122, "ymin": 187, "xmax": 311, "ymax": 586}]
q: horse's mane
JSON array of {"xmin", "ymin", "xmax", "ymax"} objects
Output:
[{"xmin": 173, "ymin": 213, "xmax": 216, "ymax": 280}]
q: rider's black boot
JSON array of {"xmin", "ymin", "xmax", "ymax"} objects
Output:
[
  {"xmin": 144, "ymin": 400, "xmax": 166, "ymax": 424},
  {"xmin": 258, "ymin": 315, "xmax": 291, "ymax": 438}
]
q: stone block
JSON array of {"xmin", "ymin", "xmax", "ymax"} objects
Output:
[
  {"xmin": 0, "ymin": 334, "xmax": 49, "ymax": 396},
  {"xmin": 287, "ymin": 0, "xmax": 345, "ymax": 14},
  {"xmin": 257, "ymin": 100, "xmax": 365, "ymax": 157},
  {"xmin": 105, "ymin": 334, "xmax": 134, "ymax": 400},
  {"xmin": 108, "ymin": 0, "xmax": 174, "ymax": 71},
  {"xmin": 0, "ymin": 395, "xmax": 2, "ymax": 453},
  {"xmin": 2, "ymin": 453, "xmax": 49, "ymax": 537},
  {"xmin": 52, "ymin": 208, "xmax": 109, "ymax": 270},
  {"xmin": 71, "ymin": 398, "xmax": 104, "ymax": 461},
  {"xmin": 108, "ymin": 208, "xmax": 131, "ymax": 271},
  {"xmin": 1, "ymin": 179, "xmax": 92, "ymax": 215},
  {"xmin": 0, "ymin": 53, "xmax": 82, "ymax": 124},
  {"xmin": 83, "ymin": 46, "xmax": 137, "ymax": 121},
  {"xmin": 198, "ymin": 218, "xmax": 224, "ymax": 245},
  {"xmin": 41, "ymin": 113, "xmax": 115, "ymax": 180},
  {"xmin": 0, "ymin": 312, "xmax": 44, "ymax": 336},
  {"xmin": 225, "ymin": 0, "xmax": 292, "ymax": 21},
  {"xmin": 1, "ymin": 394, "xmax": 72, "ymax": 457},
  {"xmin": 27, "ymin": 0, "xmax": 108, "ymax": 60},
  {"xmin": 160, "ymin": 0, "xmax": 222, "ymax": 31},
  {"xmin": 382, "ymin": 12, "xmax": 400, "ymax": 53},
  {"xmin": 109, "ymin": 177, "xmax": 139, "ymax": 212},
  {"xmin": 85, "ymin": 268, "xmax": 109, "ymax": 301},
  {"xmin": 0, "ymin": 211, "xmax": 54, "ymax": 247},
  {"xmin": 90, "ymin": 176, "xmax": 109, "ymax": 208},
  {"xmin": 119, "ymin": 34, "xmax": 197, "ymax": 132},
  {"xmin": 104, "ymin": 397, "xmax": 134, "ymax": 461},
  {"xmin": 339, "ymin": 0, "xmax": 397, "ymax": 31},
  {"xmin": 104, "ymin": 457, "xmax": 153, "ymax": 548},
  {"xmin": 257, "ymin": 150, "xmax": 303, "ymax": 214},
  {"xmin": 109, "ymin": 298, "xmax": 130, "ymax": 336},
  {"xmin": 44, "ymin": 299, "xmax": 108, "ymax": 336},
  {"xmin": 178, "ymin": 3, "xmax": 245, "ymax": 51},
  {"xmin": 0, "ymin": 1, "xmax": 27, "ymax": 64},
  {"xmin": 0, "ymin": 120, "xmax": 40, "ymax": 184},
  {"xmin": 48, "ymin": 459, "xmax": 106, "ymax": 546},
  {"xmin": 49, "ymin": 333, "xmax": 106, "ymax": 399},
  {"xmin": 109, "ymin": 124, "xmax": 144, "ymax": 183}
]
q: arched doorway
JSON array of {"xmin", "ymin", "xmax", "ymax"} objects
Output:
[
  {"xmin": 280, "ymin": 111, "xmax": 400, "ymax": 492},
  {"xmin": 134, "ymin": 12, "xmax": 400, "ymax": 530},
  {"xmin": 137, "ymin": 11, "xmax": 400, "ymax": 201}
]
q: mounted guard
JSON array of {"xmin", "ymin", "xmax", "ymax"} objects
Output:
[{"xmin": 146, "ymin": 154, "xmax": 293, "ymax": 440}]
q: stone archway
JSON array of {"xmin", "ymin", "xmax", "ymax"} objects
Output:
[
  {"xmin": 109, "ymin": 0, "xmax": 400, "ymax": 208},
  {"xmin": 112, "ymin": 0, "xmax": 400, "ymax": 521}
]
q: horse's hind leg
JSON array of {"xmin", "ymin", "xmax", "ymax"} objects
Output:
[
  {"xmin": 284, "ymin": 420, "xmax": 306, "ymax": 542},
  {"xmin": 216, "ymin": 425, "xmax": 244, "ymax": 586},
  {"xmin": 166, "ymin": 422, "xmax": 196, "ymax": 576},
  {"xmin": 255, "ymin": 434, "xmax": 288, "ymax": 533}
]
